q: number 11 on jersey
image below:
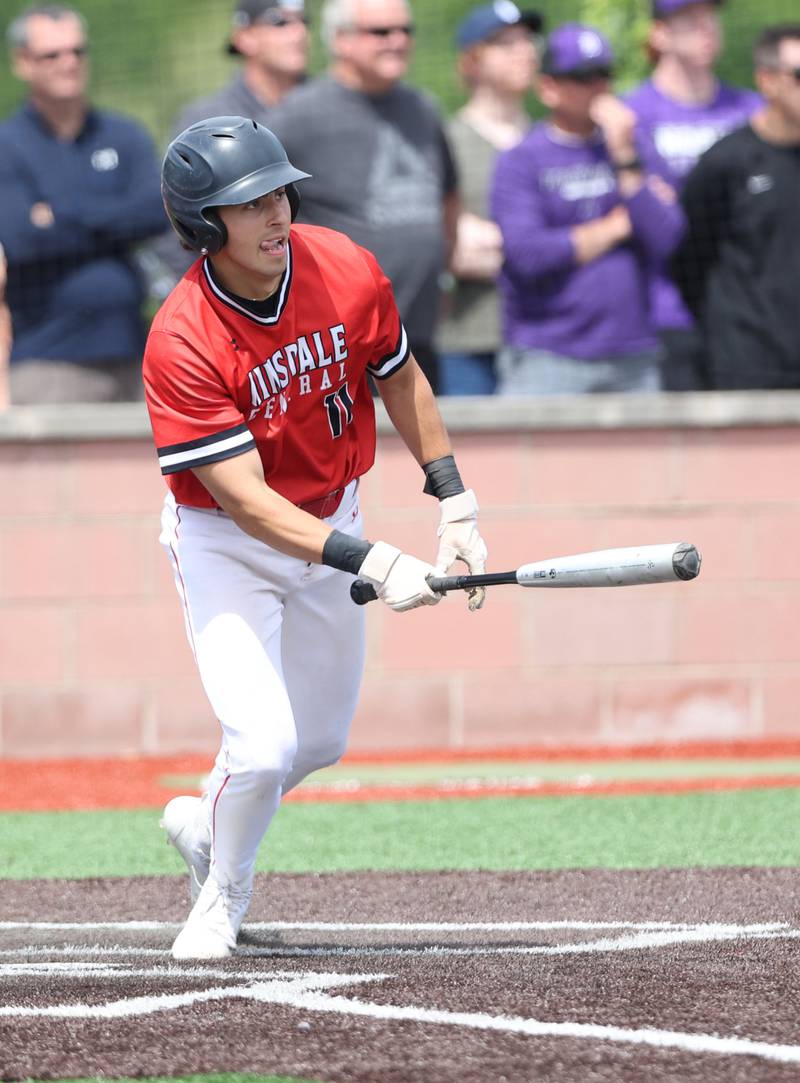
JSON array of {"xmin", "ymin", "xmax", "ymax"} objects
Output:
[{"xmin": 324, "ymin": 382, "xmax": 354, "ymax": 438}]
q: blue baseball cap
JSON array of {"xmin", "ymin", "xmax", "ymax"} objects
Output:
[
  {"xmin": 541, "ymin": 23, "xmax": 614, "ymax": 76},
  {"xmin": 652, "ymin": 0, "xmax": 722, "ymax": 17},
  {"xmin": 456, "ymin": 1, "xmax": 544, "ymax": 51}
]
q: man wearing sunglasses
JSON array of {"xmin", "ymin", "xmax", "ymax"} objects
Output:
[
  {"xmin": 490, "ymin": 23, "xmax": 683, "ymax": 395},
  {"xmin": 0, "ymin": 3, "xmax": 165, "ymax": 404},
  {"xmin": 269, "ymin": 0, "xmax": 459, "ymax": 394},
  {"xmin": 672, "ymin": 23, "xmax": 800, "ymax": 390},
  {"xmin": 175, "ymin": 0, "xmax": 309, "ymax": 134}
]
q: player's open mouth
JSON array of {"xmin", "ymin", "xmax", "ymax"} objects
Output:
[{"xmin": 259, "ymin": 238, "xmax": 286, "ymax": 255}]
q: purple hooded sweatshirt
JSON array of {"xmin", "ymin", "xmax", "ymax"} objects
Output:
[
  {"xmin": 490, "ymin": 123, "xmax": 684, "ymax": 360},
  {"xmin": 625, "ymin": 79, "xmax": 762, "ymax": 329}
]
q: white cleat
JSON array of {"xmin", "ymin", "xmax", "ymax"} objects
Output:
[
  {"xmin": 171, "ymin": 874, "xmax": 252, "ymax": 960},
  {"xmin": 161, "ymin": 795, "xmax": 211, "ymax": 904}
]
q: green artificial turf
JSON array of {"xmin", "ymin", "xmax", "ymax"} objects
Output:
[{"xmin": 2, "ymin": 787, "xmax": 800, "ymax": 880}]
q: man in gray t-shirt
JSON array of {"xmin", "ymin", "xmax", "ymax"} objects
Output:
[{"xmin": 269, "ymin": 0, "xmax": 458, "ymax": 392}]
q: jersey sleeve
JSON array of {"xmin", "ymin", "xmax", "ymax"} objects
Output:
[
  {"xmin": 358, "ymin": 247, "xmax": 411, "ymax": 381},
  {"xmin": 143, "ymin": 329, "xmax": 256, "ymax": 475}
]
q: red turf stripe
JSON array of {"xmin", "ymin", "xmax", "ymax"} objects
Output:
[{"xmin": 3, "ymin": 740, "xmax": 800, "ymax": 811}]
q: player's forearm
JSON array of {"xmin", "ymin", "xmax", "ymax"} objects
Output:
[
  {"xmin": 378, "ymin": 356, "xmax": 452, "ymax": 468},
  {"xmin": 193, "ymin": 458, "xmax": 333, "ymax": 563}
]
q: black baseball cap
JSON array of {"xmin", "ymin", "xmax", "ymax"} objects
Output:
[{"xmin": 227, "ymin": 0, "xmax": 306, "ymax": 55}]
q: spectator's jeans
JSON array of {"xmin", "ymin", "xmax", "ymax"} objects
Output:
[
  {"xmin": 9, "ymin": 358, "xmax": 144, "ymax": 405},
  {"xmin": 497, "ymin": 346, "xmax": 662, "ymax": 396},
  {"xmin": 439, "ymin": 351, "xmax": 497, "ymax": 396}
]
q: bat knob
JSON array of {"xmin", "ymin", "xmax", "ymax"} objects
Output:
[
  {"xmin": 673, "ymin": 542, "xmax": 702, "ymax": 581},
  {"xmin": 350, "ymin": 578, "xmax": 378, "ymax": 605}
]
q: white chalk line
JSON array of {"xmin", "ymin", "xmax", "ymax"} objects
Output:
[
  {"xmin": 0, "ymin": 923, "xmax": 792, "ymax": 963},
  {"xmin": 0, "ymin": 918, "xmax": 789, "ymax": 933},
  {"xmin": 0, "ymin": 971, "xmax": 381, "ymax": 1019},
  {"xmin": 276, "ymin": 984, "xmax": 800, "ymax": 1067},
  {"xmin": 3, "ymin": 967, "xmax": 800, "ymax": 1066}
]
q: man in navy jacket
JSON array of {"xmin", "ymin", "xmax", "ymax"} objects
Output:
[{"xmin": 0, "ymin": 4, "xmax": 165, "ymax": 403}]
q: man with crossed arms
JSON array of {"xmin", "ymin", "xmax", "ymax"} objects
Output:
[{"xmin": 144, "ymin": 116, "xmax": 487, "ymax": 960}]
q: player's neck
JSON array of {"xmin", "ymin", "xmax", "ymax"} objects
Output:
[
  {"xmin": 652, "ymin": 57, "xmax": 718, "ymax": 105},
  {"xmin": 208, "ymin": 254, "xmax": 284, "ymax": 303}
]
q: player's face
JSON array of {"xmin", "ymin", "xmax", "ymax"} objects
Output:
[
  {"xmin": 465, "ymin": 26, "xmax": 540, "ymax": 96},
  {"xmin": 13, "ymin": 13, "xmax": 89, "ymax": 103},
  {"xmin": 213, "ymin": 188, "xmax": 293, "ymax": 298},
  {"xmin": 657, "ymin": 3, "xmax": 721, "ymax": 69},
  {"xmin": 336, "ymin": 0, "xmax": 414, "ymax": 93},
  {"xmin": 233, "ymin": 9, "xmax": 309, "ymax": 81}
]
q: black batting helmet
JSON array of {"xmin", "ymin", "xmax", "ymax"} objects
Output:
[{"xmin": 161, "ymin": 115, "xmax": 311, "ymax": 253}]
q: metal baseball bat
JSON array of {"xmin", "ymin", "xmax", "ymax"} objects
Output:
[{"xmin": 350, "ymin": 541, "xmax": 701, "ymax": 606}]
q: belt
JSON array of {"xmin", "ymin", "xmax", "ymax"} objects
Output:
[{"xmin": 298, "ymin": 487, "xmax": 346, "ymax": 519}]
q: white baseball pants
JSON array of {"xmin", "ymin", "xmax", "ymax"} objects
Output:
[{"xmin": 159, "ymin": 480, "xmax": 365, "ymax": 888}]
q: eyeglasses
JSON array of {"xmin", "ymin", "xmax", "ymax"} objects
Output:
[
  {"xmin": 352, "ymin": 24, "xmax": 416, "ymax": 38},
  {"xmin": 26, "ymin": 43, "xmax": 88, "ymax": 63},
  {"xmin": 558, "ymin": 67, "xmax": 613, "ymax": 84}
]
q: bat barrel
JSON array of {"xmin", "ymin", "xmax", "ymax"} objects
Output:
[{"xmin": 516, "ymin": 542, "xmax": 702, "ymax": 588}]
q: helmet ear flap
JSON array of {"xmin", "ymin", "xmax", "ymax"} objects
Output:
[{"xmin": 200, "ymin": 209, "xmax": 227, "ymax": 254}]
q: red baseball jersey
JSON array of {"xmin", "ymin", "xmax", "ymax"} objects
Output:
[{"xmin": 143, "ymin": 224, "xmax": 409, "ymax": 509}]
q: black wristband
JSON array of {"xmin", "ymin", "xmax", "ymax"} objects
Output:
[
  {"xmin": 322, "ymin": 530, "xmax": 373, "ymax": 576},
  {"xmin": 612, "ymin": 157, "xmax": 643, "ymax": 172},
  {"xmin": 422, "ymin": 455, "xmax": 465, "ymax": 499}
]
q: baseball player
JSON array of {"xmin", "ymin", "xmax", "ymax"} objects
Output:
[{"xmin": 143, "ymin": 116, "xmax": 488, "ymax": 960}]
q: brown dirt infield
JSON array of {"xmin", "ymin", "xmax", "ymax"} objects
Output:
[{"xmin": 2, "ymin": 868, "xmax": 800, "ymax": 1082}]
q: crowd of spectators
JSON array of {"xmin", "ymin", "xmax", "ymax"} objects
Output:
[{"xmin": 0, "ymin": 0, "xmax": 799, "ymax": 406}]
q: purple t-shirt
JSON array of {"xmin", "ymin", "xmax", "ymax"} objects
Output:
[
  {"xmin": 625, "ymin": 79, "xmax": 762, "ymax": 329},
  {"xmin": 490, "ymin": 123, "xmax": 683, "ymax": 360}
]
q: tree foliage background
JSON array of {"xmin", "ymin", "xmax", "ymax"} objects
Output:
[{"xmin": 0, "ymin": 0, "xmax": 797, "ymax": 149}]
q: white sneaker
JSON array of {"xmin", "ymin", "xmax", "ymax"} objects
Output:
[
  {"xmin": 161, "ymin": 795, "xmax": 211, "ymax": 904},
  {"xmin": 171, "ymin": 874, "xmax": 252, "ymax": 960}
]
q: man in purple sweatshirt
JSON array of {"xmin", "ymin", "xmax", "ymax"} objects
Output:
[
  {"xmin": 491, "ymin": 23, "xmax": 684, "ymax": 395},
  {"xmin": 626, "ymin": 0, "xmax": 761, "ymax": 390}
]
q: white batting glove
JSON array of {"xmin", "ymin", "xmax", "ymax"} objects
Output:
[
  {"xmin": 358, "ymin": 541, "xmax": 441, "ymax": 613},
  {"xmin": 435, "ymin": 489, "xmax": 488, "ymax": 611}
]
